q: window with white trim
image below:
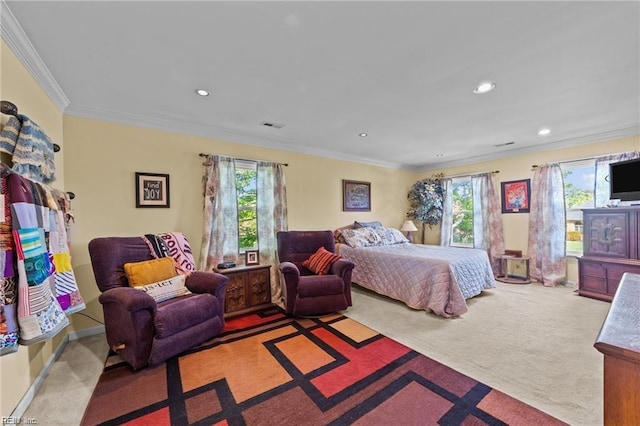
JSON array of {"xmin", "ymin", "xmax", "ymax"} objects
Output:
[
  {"xmin": 235, "ymin": 160, "xmax": 258, "ymax": 252},
  {"xmin": 450, "ymin": 177, "xmax": 474, "ymax": 247},
  {"xmin": 561, "ymin": 159, "xmax": 596, "ymax": 256}
]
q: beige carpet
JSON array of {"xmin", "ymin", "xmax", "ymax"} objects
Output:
[
  {"xmin": 21, "ymin": 334, "xmax": 109, "ymax": 425},
  {"xmin": 346, "ymin": 281, "xmax": 610, "ymax": 426},
  {"xmin": 22, "ymin": 281, "xmax": 609, "ymax": 425}
]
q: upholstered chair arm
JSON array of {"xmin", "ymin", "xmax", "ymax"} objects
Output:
[
  {"xmin": 98, "ymin": 287, "xmax": 157, "ymax": 313},
  {"xmin": 279, "ymin": 261, "xmax": 302, "ymax": 314},
  {"xmin": 330, "ymin": 258, "xmax": 355, "ymax": 307},
  {"xmin": 97, "ymin": 287, "xmax": 157, "ymax": 369},
  {"xmin": 279, "ymin": 261, "xmax": 301, "ymax": 282},
  {"xmin": 185, "ymin": 271, "xmax": 228, "ymax": 325},
  {"xmin": 330, "ymin": 258, "xmax": 355, "ymax": 277},
  {"xmin": 185, "ymin": 271, "xmax": 228, "ymax": 297}
]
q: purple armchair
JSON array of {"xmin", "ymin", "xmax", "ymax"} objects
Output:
[
  {"xmin": 88, "ymin": 236, "xmax": 228, "ymax": 369},
  {"xmin": 277, "ymin": 230, "xmax": 355, "ymax": 316}
]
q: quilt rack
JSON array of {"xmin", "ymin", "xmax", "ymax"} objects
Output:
[
  {"xmin": 0, "ymin": 100, "xmax": 74, "ymax": 199},
  {"xmin": 1, "ymin": 100, "xmax": 60, "ymax": 152}
]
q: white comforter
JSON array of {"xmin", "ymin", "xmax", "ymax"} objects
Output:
[{"xmin": 337, "ymin": 243, "xmax": 495, "ymax": 318}]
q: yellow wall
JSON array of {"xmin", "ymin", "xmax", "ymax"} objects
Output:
[
  {"xmin": 0, "ymin": 40, "xmax": 67, "ymax": 417},
  {"xmin": 4, "ymin": 27, "xmax": 640, "ymax": 418},
  {"xmin": 2, "ymin": 37, "xmax": 416, "ymax": 416},
  {"xmin": 62, "ymin": 115, "xmax": 417, "ymax": 334},
  {"xmin": 419, "ymin": 134, "xmax": 640, "ymax": 283}
]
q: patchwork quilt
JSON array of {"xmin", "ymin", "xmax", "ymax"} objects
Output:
[{"xmin": 0, "ymin": 173, "xmax": 83, "ymax": 352}]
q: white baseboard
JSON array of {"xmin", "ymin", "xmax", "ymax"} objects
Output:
[
  {"xmin": 9, "ymin": 325, "xmax": 106, "ymax": 419},
  {"xmin": 10, "ymin": 334, "xmax": 69, "ymax": 419},
  {"xmin": 69, "ymin": 325, "xmax": 105, "ymax": 340}
]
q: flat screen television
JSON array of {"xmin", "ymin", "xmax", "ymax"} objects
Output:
[{"xmin": 609, "ymin": 158, "xmax": 640, "ymax": 201}]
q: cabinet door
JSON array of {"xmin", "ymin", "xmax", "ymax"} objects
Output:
[
  {"xmin": 605, "ymin": 263, "xmax": 640, "ymax": 296},
  {"xmin": 584, "ymin": 212, "xmax": 629, "ymax": 258},
  {"xmin": 225, "ymin": 274, "xmax": 247, "ymax": 313},
  {"xmin": 579, "ymin": 261, "xmax": 607, "ymax": 293},
  {"xmin": 248, "ymin": 268, "xmax": 271, "ymax": 306}
]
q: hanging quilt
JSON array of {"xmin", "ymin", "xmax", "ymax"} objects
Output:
[
  {"xmin": 0, "ymin": 172, "xmax": 84, "ymax": 350},
  {"xmin": 9, "ymin": 173, "xmax": 67, "ymax": 344},
  {"xmin": 46, "ymin": 188, "xmax": 84, "ymax": 315},
  {"xmin": 0, "ymin": 176, "xmax": 18, "ymax": 354},
  {"xmin": 0, "ymin": 113, "xmax": 79, "ymax": 352}
]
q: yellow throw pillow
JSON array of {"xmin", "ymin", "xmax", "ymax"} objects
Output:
[
  {"xmin": 134, "ymin": 274, "xmax": 190, "ymax": 303},
  {"xmin": 124, "ymin": 257, "xmax": 177, "ymax": 287}
]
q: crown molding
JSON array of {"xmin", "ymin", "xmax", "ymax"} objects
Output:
[
  {"xmin": 412, "ymin": 125, "xmax": 640, "ymax": 173},
  {"xmin": 1, "ymin": 1, "xmax": 69, "ymax": 112},
  {"xmin": 0, "ymin": 0, "xmax": 401, "ymax": 172},
  {"xmin": 64, "ymin": 103, "xmax": 404, "ymax": 170}
]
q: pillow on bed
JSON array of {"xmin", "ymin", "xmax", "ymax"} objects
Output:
[
  {"xmin": 340, "ymin": 227, "xmax": 382, "ymax": 247},
  {"xmin": 373, "ymin": 226, "xmax": 409, "ymax": 245},
  {"xmin": 302, "ymin": 247, "xmax": 342, "ymax": 275},
  {"xmin": 354, "ymin": 221, "xmax": 383, "ymax": 228}
]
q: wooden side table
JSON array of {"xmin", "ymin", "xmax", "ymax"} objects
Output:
[
  {"xmin": 215, "ymin": 264, "xmax": 272, "ymax": 317},
  {"xmin": 496, "ymin": 255, "xmax": 531, "ymax": 284}
]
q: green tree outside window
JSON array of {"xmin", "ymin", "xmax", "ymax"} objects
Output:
[{"xmin": 236, "ymin": 167, "xmax": 258, "ymax": 250}]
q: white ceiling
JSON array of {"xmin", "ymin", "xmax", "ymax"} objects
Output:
[{"xmin": 3, "ymin": 1, "xmax": 639, "ymax": 171}]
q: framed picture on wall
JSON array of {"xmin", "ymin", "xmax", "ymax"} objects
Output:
[
  {"xmin": 136, "ymin": 172, "xmax": 170, "ymax": 208},
  {"xmin": 343, "ymin": 180, "xmax": 371, "ymax": 212},
  {"xmin": 501, "ymin": 179, "xmax": 531, "ymax": 213}
]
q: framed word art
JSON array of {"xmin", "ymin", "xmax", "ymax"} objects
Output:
[{"xmin": 135, "ymin": 172, "xmax": 170, "ymax": 208}]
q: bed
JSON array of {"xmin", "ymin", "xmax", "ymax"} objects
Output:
[{"xmin": 335, "ymin": 225, "xmax": 495, "ymax": 318}]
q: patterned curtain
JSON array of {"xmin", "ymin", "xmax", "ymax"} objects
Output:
[
  {"xmin": 471, "ymin": 173, "xmax": 505, "ymax": 275},
  {"xmin": 440, "ymin": 178, "xmax": 453, "ymax": 246},
  {"xmin": 199, "ymin": 155, "xmax": 239, "ymax": 270},
  {"xmin": 527, "ymin": 163, "xmax": 566, "ymax": 286},
  {"xmin": 257, "ymin": 162, "xmax": 288, "ymax": 302},
  {"xmin": 594, "ymin": 151, "xmax": 639, "ymax": 207}
]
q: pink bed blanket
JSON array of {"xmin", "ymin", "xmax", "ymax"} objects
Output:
[{"xmin": 337, "ymin": 243, "xmax": 495, "ymax": 318}]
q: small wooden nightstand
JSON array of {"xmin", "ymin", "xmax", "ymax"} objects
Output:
[
  {"xmin": 496, "ymin": 255, "xmax": 531, "ymax": 284},
  {"xmin": 215, "ymin": 264, "xmax": 272, "ymax": 317}
]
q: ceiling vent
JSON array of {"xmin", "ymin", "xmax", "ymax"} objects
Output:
[
  {"xmin": 261, "ymin": 121, "xmax": 285, "ymax": 129},
  {"xmin": 494, "ymin": 141, "xmax": 515, "ymax": 147}
]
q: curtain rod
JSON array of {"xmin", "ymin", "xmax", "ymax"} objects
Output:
[
  {"xmin": 444, "ymin": 170, "xmax": 499, "ymax": 179},
  {"xmin": 531, "ymin": 150, "xmax": 640, "ymax": 169},
  {"xmin": 532, "ymin": 158, "xmax": 590, "ymax": 169},
  {"xmin": 198, "ymin": 153, "xmax": 288, "ymax": 167}
]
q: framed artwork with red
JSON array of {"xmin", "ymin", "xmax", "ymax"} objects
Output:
[{"xmin": 501, "ymin": 179, "xmax": 530, "ymax": 213}]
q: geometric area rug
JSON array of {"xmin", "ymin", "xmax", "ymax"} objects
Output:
[{"xmin": 81, "ymin": 307, "xmax": 567, "ymax": 426}]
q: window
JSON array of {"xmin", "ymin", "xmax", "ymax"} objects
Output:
[
  {"xmin": 450, "ymin": 177, "xmax": 474, "ymax": 247},
  {"xmin": 235, "ymin": 161, "xmax": 257, "ymax": 251},
  {"xmin": 561, "ymin": 159, "xmax": 596, "ymax": 256}
]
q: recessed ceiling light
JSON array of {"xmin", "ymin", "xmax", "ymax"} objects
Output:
[
  {"xmin": 358, "ymin": 132, "xmax": 368, "ymax": 137},
  {"xmin": 195, "ymin": 89, "xmax": 209, "ymax": 97},
  {"xmin": 537, "ymin": 128, "xmax": 551, "ymax": 136},
  {"xmin": 473, "ymin": 81, "xmax": 496, "ymax": 94}
]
